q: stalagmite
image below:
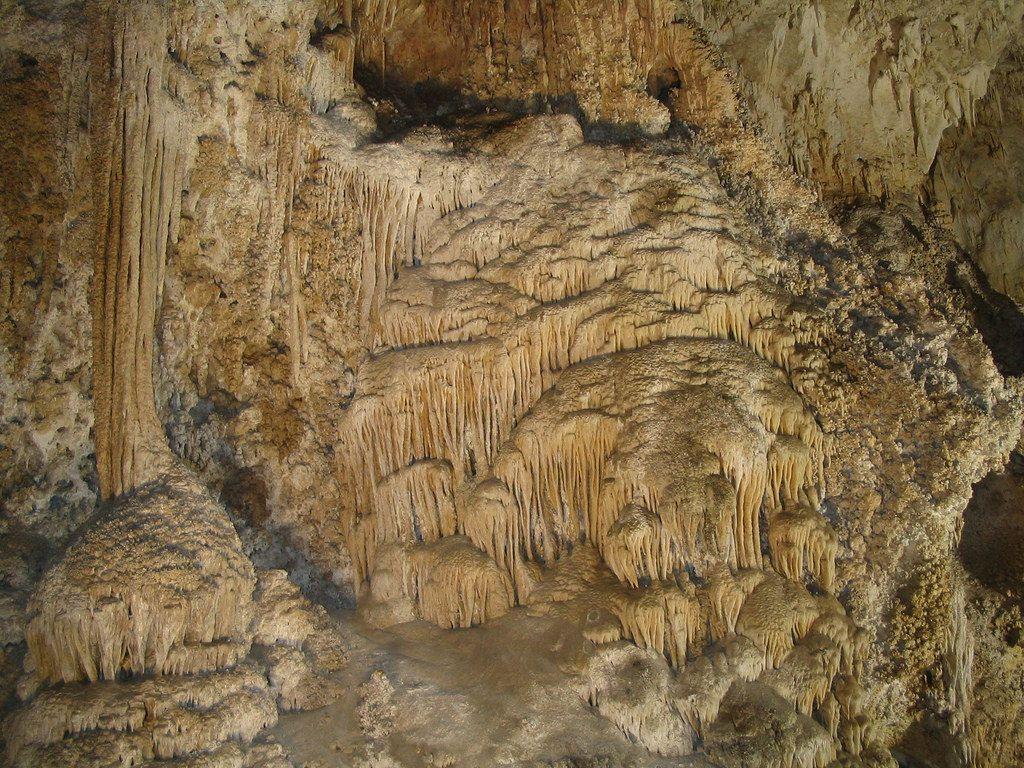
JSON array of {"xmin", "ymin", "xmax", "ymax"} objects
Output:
[
  {"xmin": 251, "ymin": 570, "xmax": 347, "ymax": 711},
  {"xmin": 23, "ymin": 466, "xmax": 255, "ymax": 686},
  {"xmin": 3, "ymin": 664, "xmax": 276, "ymax": 766},
  {"xmin": 3, "ymin": 7, "xmax": 357, "ymax": 765}
]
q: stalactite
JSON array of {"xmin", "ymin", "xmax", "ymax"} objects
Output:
[
  {"xmin": 491, "ymin": 413, "xmax": 623, "ymax": 568},
  {"xmin": 250, "ymin": 114, "xmax": 311, "ymax": 389},
  {"xmin": 671, "ymin": 635, "xmax": 765, "ymax": 735},
  {"xmin": 328, "ymin": 102, "xmax": 836, "ymax": 613},
  {"xmin": 338, "ymin": 341, "xmax": 521, "ymax": 581},
  {"xmin": 315, "ymin": 109, "xmax": 869, "ymax": 756},
  {"xmin": 945, "ymin": 586, "xmax": 977, "ymax": 767},
  {"xmin": 808, "ymin": 600, "xmax": 866, "ymax": 678},
  {"xmin": 305, "ymin": 29, "xmax": 357, "ymax": 115},
  {"xmin": 604, "ymin": 504, "xmax": 672, "ymax": 588},
  {"xmin": 818, "ymin": 693, "xmax": 841, "ymax": 738},
  {"xmin": 333, "ymin": 157, "xmax": 487, "ymax": 331},
  {"xmin": 839, "ymin": 715, "xmax": 869, "ymax": 757},
  {"xmin": 90, "ymin": 0, "xmax": 194, "ymax": 499},
  {"xmin": 350, "ymin": 459, "xmax": 460, "ymax": 579},
  {"xmin": 375, "ymin": 460, "xmax": 458, "ymax": 543},
  {"xmin": 767, "ymin": 503, "xmax": 838, "ymax": 589},
  {"xmin": 465, "ymin": 339, "xmax": 821, "ymax": 584},
  {"xmin": 368, "ymin": 537, "xmax": 514, "ymax": 629},
  {"xmin": 761, "ymin": 632, "xmax": 843, "ymax": 717},
  {"xmin": 707, "ymin": 567, "xmax": 765, "ymax": 641},
  {"xmin": 611, "ymin": 582, "xmax": 701, "ymax": 668},
  {"xmin": 735, "ymin": 574, "xmax": 821, "ymax": 669}
]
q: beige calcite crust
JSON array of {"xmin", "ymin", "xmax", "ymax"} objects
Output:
[
  {"xmin": 23, "ymin": 466, "xmax": 255, "ymax": 686},
  {"xmin": 3, "ymin": 663, "xmax": 277, "ymax": 767},
  {"xmin": 0, "ymin": 1, "xmax": 95, "ymax": 543}
]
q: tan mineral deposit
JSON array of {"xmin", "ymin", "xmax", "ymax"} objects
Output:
[{"xmin": 2, "ymin": 1, "xmax": 1024, "ymax": 767}]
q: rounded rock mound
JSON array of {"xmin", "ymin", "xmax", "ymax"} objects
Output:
[{"xmin": 24, "ymin": 466, "xmax": 255, "ymax": 686}]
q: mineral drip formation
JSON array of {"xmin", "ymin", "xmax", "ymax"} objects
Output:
[
  {"xmin": 4, "ymin": 0, "xmax": 1023, "ymax": 766},
  {"xmin": 3, "ymin": 2, "xmax": 351, "ymax": 764},
  {"xmin": 338, "ymin": 113, "xmax": 863, "ymax": 758}
]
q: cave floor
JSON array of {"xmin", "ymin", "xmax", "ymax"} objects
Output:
[{"xmin": 274, "ymin": 606, "xmax": 691, "ymax": 767}]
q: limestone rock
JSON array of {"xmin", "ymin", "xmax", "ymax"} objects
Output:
[{"xmin": 2, "ymin": 1, "xmax": 1024, "ymax": 767}]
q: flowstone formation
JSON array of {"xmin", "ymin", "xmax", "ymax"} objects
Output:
[
  {"xmin": 344, "ymin": 118, "xmax": 827, "ymax": 614},
  {"xmin": 3, "ymin": 1, "xmax": 1024, "ymax": 767},
  {"xmin": 319, "ymin": 111, "xmax": 872, "ymax": 764}
]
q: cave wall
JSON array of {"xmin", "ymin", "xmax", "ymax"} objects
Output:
[
  {"xmin": 0, "ymin": 3, "xmax": 94, "ymax": 547},
  {"xmin": 694, "ymin": 0, "xmax": 1024, "ymax": 199},
  {"xmin": 930, "ymin": 41, "xmax": 1024, "ymax": 307},
  {"xmin": 1, "ymin": 0, "xmax": 1024, "ymax": 765}
]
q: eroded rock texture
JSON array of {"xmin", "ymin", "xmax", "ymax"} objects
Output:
[{"xmin": 2, "ymin": 1, "xmax": 1024, "ymax": 767}]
